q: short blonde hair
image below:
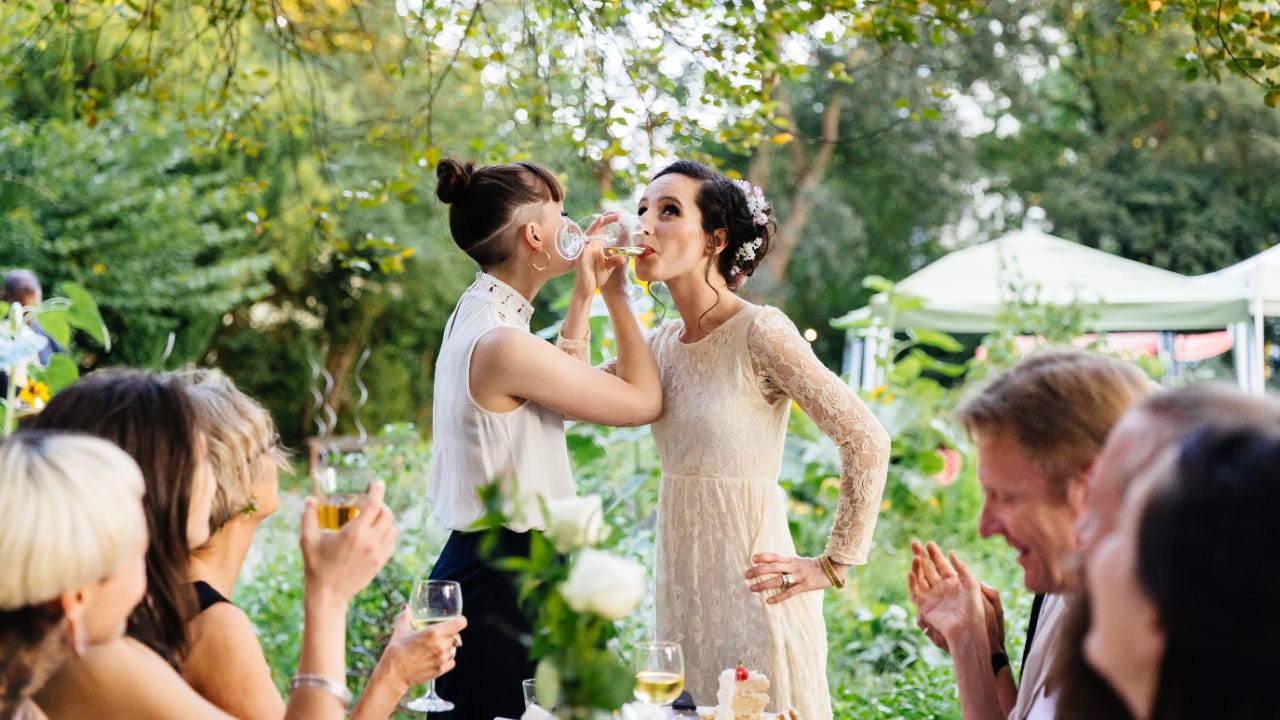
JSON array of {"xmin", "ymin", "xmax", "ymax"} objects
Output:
[
  {"xmin": 174, "ymin": 369, "xmax": 288, "ymax": 533},
  {"xmin": 0, "ymin": 432, "xmax": 146, "ymax": 609},
  {"xmin": 958, "ymin": 347, "xmax": 1154, "ymax": 490}
]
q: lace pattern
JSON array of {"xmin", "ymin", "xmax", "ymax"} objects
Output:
[
  {"xmin": 645, "ymin": 305, "xmax": 889, "ymax": 719},
  {"xmin": 465, "ymin": 272, "xmax": 533, "ymax": 329},
  {"xmin": 746, "ymin": 307, "xmax": 891, "ymax": 565}
]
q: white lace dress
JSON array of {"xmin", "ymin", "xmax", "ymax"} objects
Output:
[{"xmin": 614, "ymin": 305, "xmax": 890, "ymax": 718}]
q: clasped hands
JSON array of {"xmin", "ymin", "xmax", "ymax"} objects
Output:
[
  {"xmin": 745, "ymin": 552, "xmax": 849, "ymax": 604},
  {"xmin": 907, "ymin": 540, "xmax": 1005, "ymax": 655}
]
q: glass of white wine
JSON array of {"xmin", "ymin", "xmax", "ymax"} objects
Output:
[
  {"xmin": 633, "ymin": 641, "xmax": 684, "ymax": 707},
  {"xmin": 405, "ymin": 579, "xmax": 463, "ymax": 712}
]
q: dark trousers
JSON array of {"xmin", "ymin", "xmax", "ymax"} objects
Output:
[{"xmin": 429, "ymin": 528, "xmax": 535, "ymax": 720}]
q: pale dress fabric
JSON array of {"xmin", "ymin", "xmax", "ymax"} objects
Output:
[
  {"xmin": 587, "ymin": 304, "xmax": 890, "ymax": 718},
  {"xmin": 428, "ymin": 272, "xmax": 576, "ymax": 532}
]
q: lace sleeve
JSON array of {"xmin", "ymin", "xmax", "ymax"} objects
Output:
[
  {"xmin": 555, "ymin": 331, "xmax": 591, "ymax": 362},
  {"xmin": 747, "ymin": 308, "xmax": 890, "ymax": 565}
]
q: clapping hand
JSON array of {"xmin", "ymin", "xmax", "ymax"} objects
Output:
[{"xmin": 908, "ymin": 540, "xmax": 1003, "ymax": 654}]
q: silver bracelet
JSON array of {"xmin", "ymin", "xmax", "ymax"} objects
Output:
[{"xmin": 288, "ymin": 673, "xmax": 353, "ymax": 707}]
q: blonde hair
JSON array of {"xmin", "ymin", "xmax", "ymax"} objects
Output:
[
  {"xmin": 0, "ymin": 432, "xmax": 146, "ymax": 609},
  {"xmin": 174, "ymin": 369, "xmax": 288, "ymax": 533},
  {"xmin": 958, "ymin": 347, "xmax": 1154, "ymax": 490}
]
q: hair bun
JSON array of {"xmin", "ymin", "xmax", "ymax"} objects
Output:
[{"xmin": 436, "ymin": 159, "xmax": 477, "ymax": 204}]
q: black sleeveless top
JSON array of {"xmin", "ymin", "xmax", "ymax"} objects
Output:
[{"xmin": 192, "ymin": 580, "xmax": 231, "ymax": 612}]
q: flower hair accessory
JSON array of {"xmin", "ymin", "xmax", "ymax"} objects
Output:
[
  {"xmin": 735, "ymin": 179, "xmax": 771, "ymax": 228},
  {"xmin": 729, "ymin": 179, "xmax": 770, "ymax": 291}
]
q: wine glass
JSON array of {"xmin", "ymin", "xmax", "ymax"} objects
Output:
[
  {"xmin": 554, "ymin": 216, "xmax": 586, "ymax": 260},
  {"xmin": 597, "ymin": 213, "xmax": 646, "ymax": 304},
  {"xmin": 405, "ymin": 580, "xmax": 463, "ymax": 712},
  {"xmin": 601, "ymin": 213, "xmax": 646, "ymax": 259},
  {"xmin": 633, "ymin": 641, "xmax": 684, "ymax": 707}
]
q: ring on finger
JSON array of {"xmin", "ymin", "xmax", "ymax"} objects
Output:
[{"xmin": 779, "ymin": 573, "xmax": 796, "ymax": 591}]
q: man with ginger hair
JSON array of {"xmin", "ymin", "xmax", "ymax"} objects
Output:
[{"xmin": 908, "ymin": 348, "xmax": 1152, "ymax": 720}]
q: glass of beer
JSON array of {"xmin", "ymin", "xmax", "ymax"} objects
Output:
[
  {"xmin": 633, "ymin": 641, "xmax": 684, "ymax": 706},
  {"xmin": 311, "ymin": 463, "xmax": 371, "ymax": 531}
]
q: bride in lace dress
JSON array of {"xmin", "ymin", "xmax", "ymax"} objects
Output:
[{"xmin": 562, "ymin": 161, "xmax": 891, "ymax": 718}]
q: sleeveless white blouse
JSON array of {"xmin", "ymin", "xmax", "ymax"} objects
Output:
[{"xmin": 427, "ymin": 273, "xmax": 575, "ymax": 532}]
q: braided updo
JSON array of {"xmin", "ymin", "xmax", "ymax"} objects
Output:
[
  {"xmin": 436, "ymin": 158, "xmax": 564, "ymax": 269},
  {"xmin": 652, "ymin": 160, "xmax": 775, "ymax": 291}
]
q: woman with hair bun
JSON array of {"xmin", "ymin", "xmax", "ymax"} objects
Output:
[
  {"xmin": 0, "ymin": 432, "xmax": 148, "ymax": 720},
  {"xmin": 591, "ymin": 161, "xmax": 891, "ymax": 717},
  {"xmin": 428, "ymin": 158, "xmax": 661, "ymax": 720}
]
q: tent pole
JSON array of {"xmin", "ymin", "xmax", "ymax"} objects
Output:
[{"xmin": 1254, "ymin": 300, "xmax": 1266, "ymax": 396}]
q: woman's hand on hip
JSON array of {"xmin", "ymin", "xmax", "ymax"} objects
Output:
[{"xmin": 745, "ymin": 552, "xmax": 847, "ymax": 604}]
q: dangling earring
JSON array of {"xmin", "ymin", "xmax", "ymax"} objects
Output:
[
  {"xmin": 532, "ymin": 249, "xmax": 551, "ymax": 272},
  {"xmin": 65, "ymin": 614, "xmax": 88, "ymax": 659},
  {"xmin": 243, "ymin": 494, "xmax": 259, "ymax": 517}
]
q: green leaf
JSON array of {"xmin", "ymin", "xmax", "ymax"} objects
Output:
[
  {"xmin": 55, "ymin": 282, "xmax": 109, "ymax": 348},
  {"xmin": 906, "ymin": 327, "xmax": 963, "ymax": 352},
  {"xmin": 37, "ymin": 309, "xmax": 71, "ymax": 348},
  {"xmin": 33, "ymin": 354, "xmax": 78, "ymax": 393}
]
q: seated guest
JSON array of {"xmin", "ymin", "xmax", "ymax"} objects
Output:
[
  {"xmin": 0, "ymin": 433, "xmax": 148, "ymax": 720},
  {"xmin": 178, "ymin": 370, "xmax": 464, "ymax": 719},
  {"xmin": 1056, "ymin": 385, "xmax": 1280, "ymax": 719},
  {"xmin": 908, "ymin": 348, "xmax": 1151, "ymax": 720},
  {"xmin": 30, "ymin": 369, "xmax": 400, "ymax": 720},
  {"xmin": 1084, "ymin": 422, "xmax": 1280, "ymax": 719}
]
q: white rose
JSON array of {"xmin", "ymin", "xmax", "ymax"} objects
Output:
[
  {"xmin": 543, "ymin": 494, "xmax": 608, "ymax": 553},
  {"xmin": 558, "ymin": 548, "xmax": 646, "ymax": 620}
]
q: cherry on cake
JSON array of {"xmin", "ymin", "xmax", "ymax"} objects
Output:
[{"xmin": 713, "ymin": 664, "xmax": 770, "ymax": 720}]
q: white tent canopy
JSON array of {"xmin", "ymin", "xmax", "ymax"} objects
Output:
[
  {"xmin": 1192, "ymin": 245, "xmax": 1280, "ymax": 393},
  {"xmin": 835, "ymin": 228, "xmax": 1254, "ymax": 389}
]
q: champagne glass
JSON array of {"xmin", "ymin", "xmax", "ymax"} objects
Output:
[
  {"xmin": 405, "ymin": 580, "xmax": 463, "ymax": 712},
  {"xmin": 633, "ymin": 641, "xmax": 684, "ymax": 706},
  {"xmin": 602, "ymin": 213, "xmax": 646, "ymax": 259},
  {"xmin": 555, "ymin": 216, "xmax": 587, "ymax": 260},
  {"xmin": 598, "ymin": 213, "xmax": 646, "ymax": 304}
]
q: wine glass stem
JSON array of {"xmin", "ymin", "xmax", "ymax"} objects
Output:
[{"xmin": 425, "ymin": 678, "xmax": 436, "ymax": 697}]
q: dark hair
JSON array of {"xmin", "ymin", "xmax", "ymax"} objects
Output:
[
  {"xmin": 2, "ymin": 269, "xmax": 41, "ymax": 306},
  {"xmin": 0, "ymin": 602, "xmax": 66, "ymax": 718},
  {"xmin": 1137, "ymin": 425, "xmax": 1280, "ymax": 719},
  {"xmin": 435, "ymin": 158, "xmax": 564, "ymax": 269},
  {"xmin": 1054, "ymin": 385, "xmax": 1280, "ymax": 720},
  {"xmin": 651, "ymin": 160, "xmax": 776, "ymax": 292},
  {"xmin": 29, "ymin": 369, "xmax": 205, "ymax": 666}
]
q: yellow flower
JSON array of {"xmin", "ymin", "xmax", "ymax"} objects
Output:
[
  {"xmin": 18, "ymin": 381, "xmax": 49, "ymax": 408},
  {"xmin": 881, "ymin": 499, "xmax": 892, "ymax": 512}
]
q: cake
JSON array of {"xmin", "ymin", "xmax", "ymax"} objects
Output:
[{"xmin": 713, "ymin": 664, "xmax": 770, "ymax": 720}]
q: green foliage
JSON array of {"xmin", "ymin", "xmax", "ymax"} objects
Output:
[
  {"xmin": 1117, "ymin": 0, "xmax": 1280, "ymax": 105},
  {"xmin": 973, "ymin": 2, "xmax": 1280, "ymax": 274},
  {"xmin": 0, "ymin": 102, "xmax": 273, "ymax": 368},
  {"xmin": 0, "ymin": 283, "xmax": 105, "ymax": 435}
]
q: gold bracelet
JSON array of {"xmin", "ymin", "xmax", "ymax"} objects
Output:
[
  {"xmin": 819, "ymin": 554, "xmax": 845, "ymax": 590},
  {"xmin": 288, "ymin": 673, "xmax": 353, "ymax": 707}
]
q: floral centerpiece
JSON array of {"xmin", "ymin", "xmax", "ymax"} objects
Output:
[{"xmin": 480, "ymin": 487, "xmax": 647, "ymax": 719}]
